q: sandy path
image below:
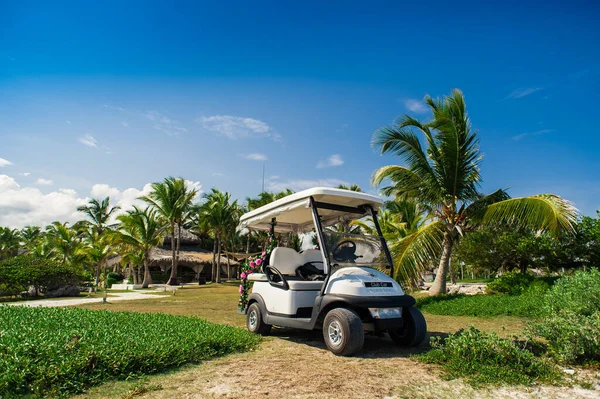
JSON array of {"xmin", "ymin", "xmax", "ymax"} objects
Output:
[{"xmin": 3, "ymin": 291, "xmax": 158, "ymax": 308}]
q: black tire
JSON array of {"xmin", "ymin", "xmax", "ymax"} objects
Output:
[
  {"xmin": 389, "ymin": 306, "xmax": 427, "ymax": 347},
  {"xmin": 323, "ymin": 308, "xmax": 364, "ymax": 356},
  {"xmin": 247, "ymin": 303, "xmax": 271, "ymax": 335}
]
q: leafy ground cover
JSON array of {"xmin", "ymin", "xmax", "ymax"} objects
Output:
[{"xmin": 0, "ymin": 305, "xmax": 261, "ymax": 397}]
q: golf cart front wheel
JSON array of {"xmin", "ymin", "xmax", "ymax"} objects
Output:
[
  {"xmin": 389, "ymin": 306, "xmax": 427, "ymax": 347},
  {"xmin": 323, "ymin": 308, "xmax": 364, "ymax": 356},
  {"xmin": 247, "ymin": 303, "xmax": 271, "ymax": 335}
]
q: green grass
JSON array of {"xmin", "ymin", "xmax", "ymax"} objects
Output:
[
  {"xmin": 0, "ymin": 306, "xmax": 261, "ymax": 397},
  {"xmin": 416, "ymin": 293, "xmax": 544, "ymax": 318}
]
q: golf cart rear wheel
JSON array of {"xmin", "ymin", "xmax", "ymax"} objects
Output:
[
  {"xmin": 389, "ymin": 306, "xmax": 427, "ymax": 347},
  {"xmin": 323, "ymin": 308, "xmax": 364, "ymax": 356},
  {"xmin": 247, "ymin": 303, "xmax": 271, "ymax": 335}
]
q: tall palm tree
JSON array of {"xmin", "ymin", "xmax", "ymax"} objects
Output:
[
  {"xmin": 20, "ymin": 225, "xmax": 42, "ymax": 251},
  {"xmin": 116, "ymin": 207, "xmax": 167, "ymax": 288},
  {"xmin": 84, "ymin": 232, "xmax": 115, "ymax": 288},
  {"xmin": 77, "ymin": 197, "xmax": 121, "ymax": 235},
  {"xmin": 244, "ymin": 189, "xmax": 293, "ymax": 253},
  {"xmin": 44, "ymin": 222, "xmax": 84, "ymax": 265},
  {"xmin": 196, "ymin": 189, "xmax": 239, "ymax": 283},
  {"xmin": 142, "ymin": 177, "xmax": 198, "ymax": 285},
  {"xmin": 0, "ymin": 227, "xmax": 20, "ymax": 259},
  {"xmin": 372, "ymin": 89, "xmax": 578, "ymax": 295}
]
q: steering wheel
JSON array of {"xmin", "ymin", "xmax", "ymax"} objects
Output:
[{"xmin": 332, "ymin": 240, "xmax": 358, "ymax": 262}]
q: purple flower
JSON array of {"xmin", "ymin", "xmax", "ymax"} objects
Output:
[
  {"xmin": 238, "ymin": 285, "xmax": 244, "ymax": 294},
  {"xmin": 256, "ymin": 259, "xmax": 262, "ymax": 266}
]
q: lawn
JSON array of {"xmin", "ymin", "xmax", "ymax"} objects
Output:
[{"xmin": 69, "ymin": 284, "xmax": 598, "ymax": 399}]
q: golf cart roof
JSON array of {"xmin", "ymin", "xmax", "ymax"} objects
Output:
[{"xmin": 238, "ymin": 187, "xmax": 384, "ymax": 233}]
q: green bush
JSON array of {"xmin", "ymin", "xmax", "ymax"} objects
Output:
[
  {"xmin": 542, "ymin": 268, "xmax": 600, "ymax": 316},
  {"xmin": 529, "ymin": 311, "xmax": 600, "ymax": 364},
  {"xmin": 0, "ymin": 254, "xmax": 85, "ymax": 297},
  {"xmin": 485, "ymin": 271, "xmax": 534, "ymax": 295},
  {"xmin": 419, "ymin": 327, "xmax": 560, "ymax": 386},
  {"xmin": 0, "ymin": 306, "xmax": 261, "ymax": 397}
]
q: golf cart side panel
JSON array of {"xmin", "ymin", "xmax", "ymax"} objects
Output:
[{"xmin": 251, "ymin": 281, "xmax": 320, "ymax": 315}]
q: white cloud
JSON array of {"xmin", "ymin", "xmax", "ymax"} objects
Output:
[
  {"xmin": 78, "ymin": 135, "xmax": 98, "ymax": 148},
  {"xmin": 66, "ymin": 120, "xmax": 72, "ymax": 125},
  {"xmin": 504, "ymin": 87, "xmax": 542, "ymax": 99},
  {"xmin": 36, "ymin": 178, "xmax": 54, "ymax": 185},
  {"xmin": 513, "ymin": 129, "xmax": 554, "ymax": 141},
  {"xmin": 212, "ymin": 172, "xmax": 224, "ymax": 177},
  {"xmin": 20, "ymin": 172, "xmax": 30, "ymax": 176},
  {"xmin": 317, "ymin": 154, "xmax": 344, "ymax": 168},
  {"xmin": 245, "ymin": 153, "xmax": 268, "ymax": 161},
  {"xmin": 404, "ymin": 99, "xmax": 428, "ymax": 113},
  {"xmin": 121, "ymin": 121, "xmax": 129, "ymax": 127},
  {"xmin": 198, "ymin": 115, "xmax": 278, "ymax": 140},
  {"xmin": 103, "ymin": 104, "xmax": 125, "ymax": 111},
  {"xmin": 0, "ymin": 158, "xmax": 13, "ymax": 167},
  {"xmin": 266, "ymin": 178, "xmax": 349, "ymax": 193},
  {"xmin": 0, "ymin": 176, "xmax": 203, "ymax": 229},
  {"xmin": 145, "ymin": 111, "xmax": 187, "ymax": 136}
]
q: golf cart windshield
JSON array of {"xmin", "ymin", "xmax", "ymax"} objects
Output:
[{"xmin": 321, "ymin": 230, "xmax": 391, "ymax": 271}]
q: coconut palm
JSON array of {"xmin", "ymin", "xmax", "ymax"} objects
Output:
[
  {"xmin": 116, "ymin": 207, "xmax": 167, "ymax": 288},
  {"xmin": 142, "ymin": 177, "xmax": 198, "ymax": 285},
  {"xmin": 0, "ymin": 227, "xmax": 20, "ymax": 259},
  {"xmin": 44, "ymin": 222, "xmax": 84, "ymax": 265},
  {"xmin": 195, "ymin": 189, "xmax": 239, "ymax": 283},
  {"xmin": 77, "ymin": 197, "xmax": 121, "ymax": 235},
  {"xmin": 20, "ymin": 225, "xmax": 42, "ymax": 251},
  {"xmin": 337, "ymin": 183, "xmax": 363, "ymax": 192},
  {"xmin": 372, "ymin": 89, "xmax": 578, "ymax": 295},
  {"xmin": 84, "ymin": 232, "xmax": 115, "ymax": 288}
]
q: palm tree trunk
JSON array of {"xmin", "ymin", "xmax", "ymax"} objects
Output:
[
  {"xmin": 429, "ymin": 232, "xmax": 454, "ymax": 296},
  {"xmin": 449, "ymin": 256, "xmax": 456, "ymax": 285},
  {"xmin": 224, "ymin": 242, "xmax": 231, "ymax": 281},
  {"xmin": 211, "ymin": 239, "xmax": 217, "ymax": 282},
  {"xmin": 142, "ymin": 252, "xmax": 153, "ymax": 288},
  {"xmin": 94, "ymin": 263, "xmax": 101, "ymax": 288},
  {"xmin": 246, "ymin": 231, "xmax": 251, "ymax": 254},
  {"xmin": 216, "ymin": 236, "xmax": 222, "ymax": 284},
  {"xmin": 167, "ymin": 222, "xmax": 178, "ymax": 285}
]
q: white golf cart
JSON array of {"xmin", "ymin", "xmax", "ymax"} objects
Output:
[{"xmin": 239, "ymin": 187, "xmax": 427, "ymax": 356}]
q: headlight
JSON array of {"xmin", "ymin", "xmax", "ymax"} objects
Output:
[{"xmin": 368, "ymin": 307, "xmax": 402, "ymax": 319}]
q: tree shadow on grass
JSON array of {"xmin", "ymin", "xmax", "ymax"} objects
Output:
[{"xmin": 268, "ymin": 327, "xmax": 449, "ymax": 359}]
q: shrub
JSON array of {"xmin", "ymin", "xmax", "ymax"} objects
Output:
[
  {"xmin": 0, "ymin": 306, "xmax": 261, "ymax": 397},
  {"xmin": 0, "ymin": 254, "xmax": 85, "ymax": 297},
  {"xmin": 419, "ymin": 327, "xmax": 560, "ymax": 386},
  {"xmin": 529, "ymin": 311, "xmax": 600, "ymax": 364},
  {"xmin": 542, "ymin": 268, "xmax": 600, "ymax": 316},
  {"xmin": 485, "ymin": 271, "xmax": 534, "ymax": 295}
]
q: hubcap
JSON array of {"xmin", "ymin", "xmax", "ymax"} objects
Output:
[
  {"xmin": 328, "ymin": 320, "xmax": 343, "ymax": 346},
  {"xmin": 249, "ymin": 310, "xmax": 258, "ymax": 330}
]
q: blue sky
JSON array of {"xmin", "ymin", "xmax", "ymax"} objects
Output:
[{"xmin": 1, "ymin": 1, "xmax": 599, "ymax": 227}]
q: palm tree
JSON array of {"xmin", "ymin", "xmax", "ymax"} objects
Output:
[
  {"xmin": 116, "ymin": 207, "xmax": 166, "ymax": 288},
  {"xmin": 372, "ymin": 89, "xmax": 578, "ymax": 295},
  {"xmin": 20, "ymin": 226, "xmax": 42, "ymax": 251},
  {"xmin": 142, "ymin": 177, "xmax": 198, "ymax": 285},
  {"xmin": 337, "ymin": 183, "xmax": 363, "ymax": 192},
  {"xmin": 195, "ymin": 189, "xmax": 238, "ymax": 283},
  {"xmin": 77, "ymin": 197, "xmax": 121, "ymax": 235},
  {"xmin": 44, "ymin": 222, "xmax": 84, "ymax": 265},
  {"xmin": 244, "ymin": 189, "xmax": 293, "ymax": 253},
  {"xmin": 0, "ymin": 227, "xmax": 20, "ymax": 259},
  {"xmin": 84, "ymin": 232, "xmax": 115, "ymax": 288}
]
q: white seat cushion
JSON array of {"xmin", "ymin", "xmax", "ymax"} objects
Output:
[
  {"xmin": 247, "ymin": 273, "xmax": 268, "ymax": 282},
  {"xmin": 287, "ymin": 280, "xmax": 324, "ymax": 291},
  {"xmin": 270, "ymin": 247, "xmax": 302, "ymax": 275}
]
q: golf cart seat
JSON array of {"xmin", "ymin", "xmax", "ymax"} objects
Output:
[{"xmin": 270, "ymin": 247, "xmax": 324, "ymax": 291}]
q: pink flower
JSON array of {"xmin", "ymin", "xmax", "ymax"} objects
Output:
[
  {"xmin": 261, "ymin": 252, "xmax": 266, "ymax": 257},
  {"xmin": 249, "ymin": 261, "xmax": 256, "ymax": 268},
  {"xmin": 240, "ymin": 272, "xmax": 247, "ymax": 279},
  {"xmin": 269, "ymin": 237, "xmax": 273, "ymax": 242},
  {"xmin": 238, "ymin": 285, "xmax": 244, "ymax": 294},
  {"xmin": 247, "ymin": 269, "xmax": 253, "ymax": 275},
  {"xmin": 256, "ymin": 259, "xmax": 262, "ymax": 266}
]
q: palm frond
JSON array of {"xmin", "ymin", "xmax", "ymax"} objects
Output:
[
  {"xmin": 389, "ymin": 221, "xmax": 444, "ymax": 287},
  {"xmin": 483, "ymin": 194, "xmax": 579, "ymax": 237}
]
